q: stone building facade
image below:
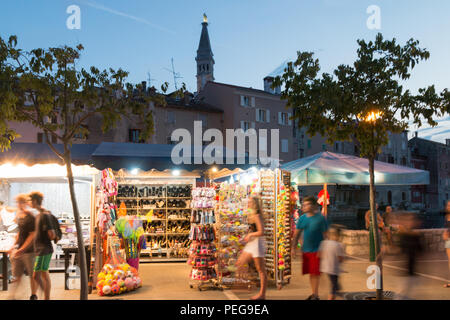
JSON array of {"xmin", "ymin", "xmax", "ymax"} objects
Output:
[{"xmin": 409, "ymin": 136, "xmax": 450, "ymax": 210}]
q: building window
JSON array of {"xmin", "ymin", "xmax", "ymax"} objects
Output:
[
  {"xmin": 307, "ymin": 139, "xmax": 311, "ymax": 149},
  {"xmin": 241, "ymin": 121, "xmax": 250, "ymax": 132},
  {"xmin": 129, "ymin": 129, "xmax": 144, "ymax": 143},
  {"xmin": 257, "ymin": 109, "xmax": 267, "ymax": 122},
  {"xmin": 322, "ymin": 144, "xmax": 327, "ymax": 151},
  {"xmin": 402, "ymin": 192, "xmax": 406, "ymax": 201},
  {"xmin": 401, "ymin": 157, "xmax": 407, "ymax": 166},
  {"xmin": 335, "ymin": 142, "xmax": 339, "ymax": 152},
  {"xmin": 279, "ymin": 112, "xmax": 288, "ymax": 125},
  {"xmin": 37, "ymin": 133, "xmax": 57, "ymax": 144},
  {"xmin": 240, "ymin": 95, "xmax": 250, "ymax": 107},
  {"xmin": 281, "ymin": 139, "xmax": 289, "ymax": 153},
  {"xmin": 167, "ymin": 111, "xmax": 175, "ymax": 124}
]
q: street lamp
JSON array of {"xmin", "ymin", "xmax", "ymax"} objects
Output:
[{"xmin": 363, "ymin": 110, "xmax": 384, "ymax": 300}]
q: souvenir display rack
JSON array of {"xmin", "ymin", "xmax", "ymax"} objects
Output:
[
  {"xmin": 276, "ymin": 170, "xmax": 292, "ymax": 288},
  {"xmin": 90, "ymin": 168, "xmax": 118, "ymax": 292},
  {"xmin": 259, "ymin": 169, "xmax": 292, "ymax": 289},
  {"xmin": 215, "ymin": 182, "xmax": 256, "ymax": 289},
  {"xmin": 188, "ymin": 187, "xmax": 220, "ymax": 291},
  {"xmin": 114, "ymin": 176, "xmax": 196, "ymax": 262}
]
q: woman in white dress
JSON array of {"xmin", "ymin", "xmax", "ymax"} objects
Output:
[{"xmin": 236, "ymin": 195, "xmax": 267, "ymax": 300}]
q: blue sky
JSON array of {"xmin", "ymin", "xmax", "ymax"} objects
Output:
[
  {"xmin": 1, "ymin": 0, "xmax": 449, "ymax": 141},
  {"xmin": 2, "ymin": 0, "xmax": 450, "ymax": 92}
]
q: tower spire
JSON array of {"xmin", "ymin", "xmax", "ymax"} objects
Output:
[{"xmin": 196, "ymin": 13, "xmax": 214, "ymax": 92}]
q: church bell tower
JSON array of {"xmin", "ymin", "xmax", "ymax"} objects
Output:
[{"xmin": 196, "ymin": 14, "xmax": 215, "ymax": 92}]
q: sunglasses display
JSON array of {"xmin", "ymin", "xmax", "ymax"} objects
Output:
[
  {"xmin": 259, "ymin": 169, "xmax": 293, "ymax": 287},
  {"xmin": 115, "ymin": 182, "xmax": 194, "ymax": 260}
]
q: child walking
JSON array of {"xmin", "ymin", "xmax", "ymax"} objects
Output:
[{"xmin": 318, "ymin": 226, "xmax": 345, "ymax": 300}]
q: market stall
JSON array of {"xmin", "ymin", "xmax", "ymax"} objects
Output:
[
  {"xmin": 211, "ymin": 167, "xmax": 294, "ymax": 289},
  {"xmin": 90, "ymin": 168, "xmax": 202, "ymax": 290},
  {"xmin": 0, "ymin": 163, "xmax": 98, "ymax": 274}
]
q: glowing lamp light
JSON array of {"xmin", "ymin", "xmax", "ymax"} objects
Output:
[
  {"xmin": 172, "ymin": 169, "xmax": 180, "ymax": 176},
  {"xmin": 211, "ymin": 167, "xmax": 218, "ymax": 173},
  {"xmin": 130, "ymin": 168, "xmax": 139, "ymax": 175},
  {"xmin": 365, "ymin": 111, "xmax": 382, "ymax": 122}
]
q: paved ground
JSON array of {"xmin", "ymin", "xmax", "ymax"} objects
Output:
[{"xmin": 1, "ymin": 251, "xmax": 449, "ymax": 300}]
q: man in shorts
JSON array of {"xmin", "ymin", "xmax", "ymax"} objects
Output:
[
  {"xmin": 8, "ymin": 194, "xmax": 37, "ymax": 300},
  {"xmin": 29, "ymin": 191, "xmax": 55, "ymax": 300},
  {"xmin": 292, "ymin": 196, "xmax": 328, "ymax": 300}
]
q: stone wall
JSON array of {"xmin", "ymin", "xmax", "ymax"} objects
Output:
[{"xmin": 341, "ymin": 228, "xmax": 447, "ymax": 256}]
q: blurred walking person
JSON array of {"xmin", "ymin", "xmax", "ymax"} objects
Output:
[
  {"xmin": 318, "ymin": 225, "xmax": 345, "ymax": 300},
  {"xmin": 443, "ymin": 200, "xmax": 450, "ymax": 288},
  {"xmin": 395, "ymin": 211, "xmax": 423, "ymax": 299},
  {"xmin": 236, "ymin": 195, "xmax": 267, "ymax": 300},
  {"xmin": 292, "ymin": 196, "xmax": 328, "ymax": 300},
  {"xmin": 29, "ymin": 191, "xmax": 55, "ymax": 300},
  {"xmin": 7, "ymin": 194, "xmax": 37, "ymax": 300}
]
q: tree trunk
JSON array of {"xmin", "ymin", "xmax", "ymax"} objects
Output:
[
  {"xmin": 368, "ymin": 155, "xmax": 383, "ymax": 300},
  {"xmin": 64, "ymin": 150, "xmax": 89, "ymax": 300}
]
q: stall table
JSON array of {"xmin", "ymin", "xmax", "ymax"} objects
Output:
[{"xmin": 62, "ymin": 245, "xmax": 90, "ymax": 290}]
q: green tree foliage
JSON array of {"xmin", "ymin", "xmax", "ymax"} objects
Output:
[
  {"xmin": 273, "ymin": 33, "xmax": 450, "ymax": 299},
  {"xmin": 0, "ymin": 35, "xmax": 185, "ymax": 299}
]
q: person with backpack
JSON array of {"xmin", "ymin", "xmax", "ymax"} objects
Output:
[{"xmin": 29, "ymin": 191, "xmax": 56, "ymax": 300}]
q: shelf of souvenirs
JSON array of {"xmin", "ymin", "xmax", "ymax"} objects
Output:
[{"xmin": 129, "ymin": 217, "xmax": 190, "ymax": 221}]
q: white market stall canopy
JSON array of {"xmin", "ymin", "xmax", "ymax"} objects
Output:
[
  {"xmin": 0, "ymin": 163, "xmax": 99, "ymax": 183},
  {"xmin": 281, "ymin": 151, "xmax": 429, "ymax": 186}
]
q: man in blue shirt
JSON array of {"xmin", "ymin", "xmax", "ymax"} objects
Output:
[{"xmin": 292, "ymin": 196, "xmax": 328, "ymax": 300}]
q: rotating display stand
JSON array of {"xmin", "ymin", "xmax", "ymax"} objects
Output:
[
  {"xmin": 259, "ymin": 169, "xmax": 292, "ymax": 289},
  {"xmin": 215, "ymin": 182, "xmax": 257, "ymax": 289}
]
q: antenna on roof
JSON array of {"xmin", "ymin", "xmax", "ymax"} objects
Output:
[
  {"xmin": 163, "ymin": 58, "xmax": 183, "ymax": 91},
  {"xmin": 147, "ymin": 71, "xmax": 157, "ymax": 87}
]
